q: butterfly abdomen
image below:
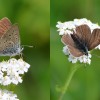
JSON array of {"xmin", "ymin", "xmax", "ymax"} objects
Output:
[{"xmin": 71, "ymin": 34, "xmax": 88, "ymax": 55}]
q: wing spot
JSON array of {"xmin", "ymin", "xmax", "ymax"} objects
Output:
[
  {"xmin": 3, "ymin": 41, "xmax": 7, "ymax": 44},
  {"xmin": 9, "ymin": 34, "xmax": 11, "ymax": 36}
]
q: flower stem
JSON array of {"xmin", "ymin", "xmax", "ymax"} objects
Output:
[{"xmin": 59, "ymin": 64, "xmax": 81, "ymax": 100}]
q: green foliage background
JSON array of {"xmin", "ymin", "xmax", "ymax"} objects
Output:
[
  {"xmin": 0, "ymin": 0, "xmax": 49, "ymax": 100},
  {"xmin": 51, "ymin": 0, "xmax": 100, "ymax": 100}
]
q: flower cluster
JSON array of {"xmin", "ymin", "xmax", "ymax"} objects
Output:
[
  {"xmin": 56, "ymin": 18, "xmax": 100, "ymax": 64},
  {"xmin": 56, "ymin": 18, "xmax": 100, "ymax": 35},
  {"xmin": 0, "ymin": 89, "xmax": 19, "ymax": 100},
  {"xmin": 0, "ymin": 58, "xmax": 30, "ymax": 86},
  {"xmin": 63, "ymin": 46, "xmax": 91, "ymax": 64}
]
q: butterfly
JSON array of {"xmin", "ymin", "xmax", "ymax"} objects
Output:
[
  {"xmin": 61, "ymin": 24, "xmax": 100, "ymax": 57},
  {"xmin": 0, "ymin": 17, "xmax": 23, "ymax": 56}
]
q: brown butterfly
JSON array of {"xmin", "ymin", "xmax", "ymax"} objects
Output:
[
  {"xmin": 61, "ymin": 24, "xmax": 100, "ymax": 57},
  {"xmin": 0, "ymin": 17, "xmax": 23, "ymax": 56}
]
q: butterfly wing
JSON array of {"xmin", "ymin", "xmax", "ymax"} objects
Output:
[
  {"xmin": 75, "ymin": 24, "xmax": 91, "ymax": 43},
  {"xmin": 0, "ymin": 24, "xmax": 21, "ymax": 56},
  {"xmin": 88, "ymin": 29, "xmax": 100, "ymax": 50},
  {"xmin": 0, "ymin": 17, "xmax": 12, "ymax": 37},
  {"xmin": 2, "ymin": 24, "xmax": 20, "ymax": 44},
  {"xmin": 61, "ymin": 34, "xmax": 75, "ymax": 47},
  {"xmin": 68, "ymin": 45, "xmax": 84, "ymax": 57},
  {"xmin": 61, "ymin": 34, "xmax": 84, "ymax": 57}
]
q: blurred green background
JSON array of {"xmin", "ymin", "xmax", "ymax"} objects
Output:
[
  {"xmin": 51, "ymin": 0, "xmax": 100, "ymax": 100},
  {"xmin": 0, "ymin": 0, "xmax": 49, "ymax": 100}
]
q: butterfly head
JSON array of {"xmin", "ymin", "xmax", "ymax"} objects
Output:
[
  {"xmin": 81, "ymin": 44, "xmax": 89, "ymax": 56},
  {"xmin": 83, "ymin": 50, "xmax": 88, "ymax": 56}
]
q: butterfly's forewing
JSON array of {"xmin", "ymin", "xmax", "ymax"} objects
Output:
[
  {"xmin": 2, "ymin": 24, "xmax": 20, "ymax": 43},
  {"xmin": 61, "ymin": 34, "xmax": 84, "ymax": 57},
  {"xmin": 75, "ymin": 24, "xmax": 91, "ymax": 43},
  {"xmin": 88, "ymin": 29, "xmax": 100, "ymax": 50},
  {"xmin": 61, "ymin": 34, "xmax": 75, "ymax": 47},
  {"xmin": 0, "ymin": 24, "xmax": 20, "ymax": 56},
  {"xmin": 0, "ymin": 17, "xmax": 12, "ymax": 37}
]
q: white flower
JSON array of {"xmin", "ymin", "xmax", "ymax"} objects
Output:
[
  {"xmin": 56, "ymin": 18, "xmax": 100, "ymax": 35},
  {"xmin": 95, "ymin": 45, "xmax": 100, "ymax": 49},
  {"xmin": 62, "ymin": 46, "xmax": 69, "ymax": 55},
  {"xmin": 56, "ymin": 21, "xmax": 64, "ymax": 29},
  {"xmin": 56, "ymin": 22, "xmax": 66, "ymax": 35},
  {"xmin": 0, "ymin": 89, "xmax": 19, "ymax": 100},
  {"xmin": 73, "ymin": 18, "xmax": 92, "ymax": 26},
  {"xmin": 68, "ymin": 55, "xmax": 78, "ymax": 63},
  {"xmin": 78, "ymin": 54, "xmax": 91, "ymax": 64},
  {"xmin": 0, "ymin": 58, "xmax": 30, "ymax": 86},
  {"xmin": 64, "ymin": 21, "xmax": 75, "ymax": 29}
]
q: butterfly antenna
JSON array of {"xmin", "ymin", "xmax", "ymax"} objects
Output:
[{"xmin": 22, "ymin": 45, "xmax": 33, "ymax": 48}]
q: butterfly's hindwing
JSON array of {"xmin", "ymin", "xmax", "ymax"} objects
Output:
[
  {"xmin": 61, "ymin": 34, "xmax": 84, "ymax": 57},
  {"xmin": 0, "ymin": 24, "xmax": 21, "ymax": 56}
]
